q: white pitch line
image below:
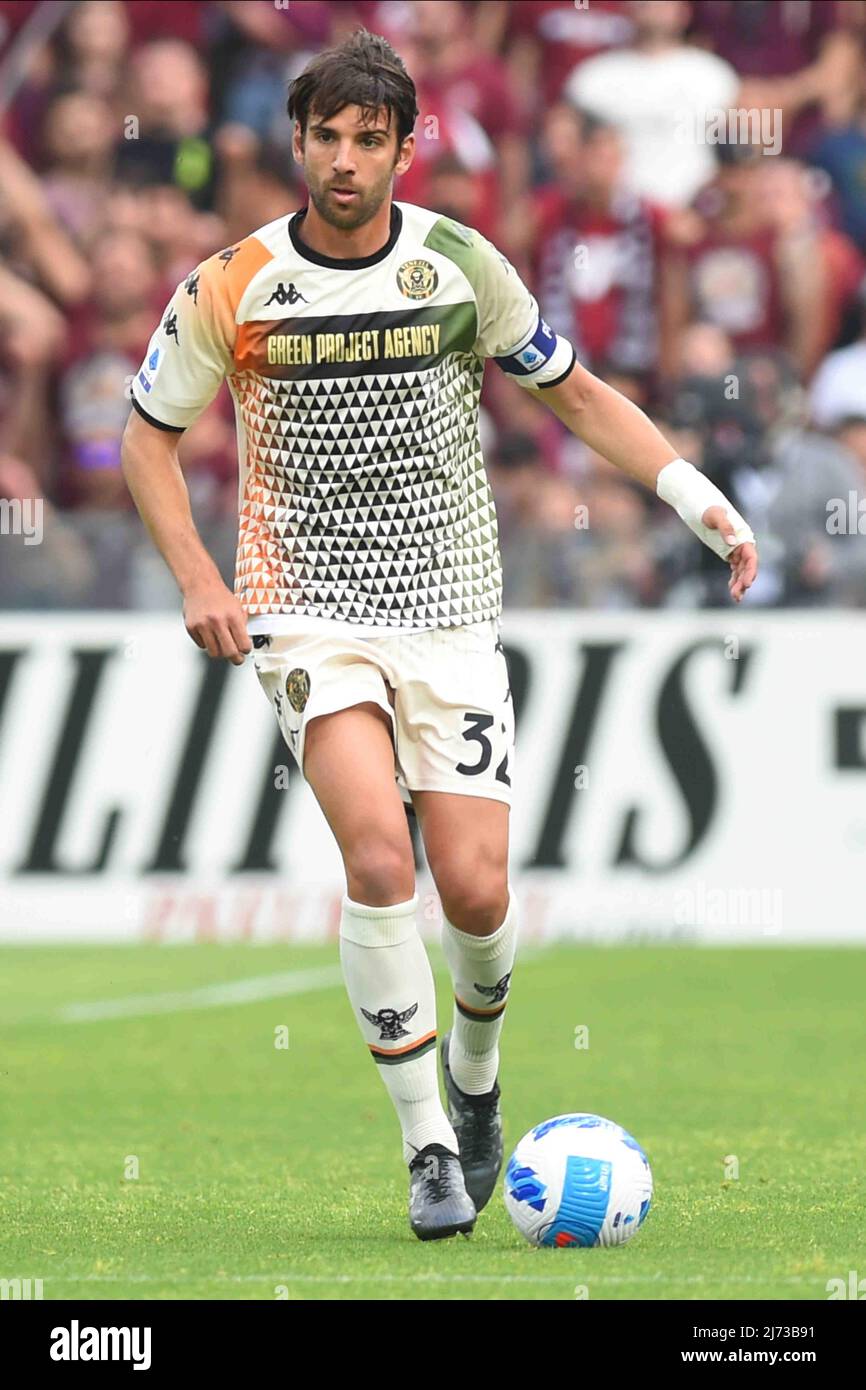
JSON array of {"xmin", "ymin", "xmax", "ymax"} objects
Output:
[
  {"xmin": 43, "ymin": 1272, "xmax": 821, "ymax": 1287},
  {"xmin": 57, "ymin": 966, "xmax": 344, "ymax": 1023},
  {"xmin": 53, "ymin": 954, "xmax": 543, "ymax": 1026}
]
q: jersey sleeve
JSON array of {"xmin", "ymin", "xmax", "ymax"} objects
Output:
[
  {"xmin": 130, "ymin": 260, "xmax": 234, "ymax": 431},
  {"xmin": 470, "ymin": 231, "xmax": 576, "ymax": 390}
]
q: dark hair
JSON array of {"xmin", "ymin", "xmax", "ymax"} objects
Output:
[{"xmin": 287, "ymin": 28, "xmax": 418, "ymax": 147}]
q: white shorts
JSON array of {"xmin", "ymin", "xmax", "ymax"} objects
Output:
[{"xmin": 252, "ymin": 618, "xmax": 515, "ymax": 807}]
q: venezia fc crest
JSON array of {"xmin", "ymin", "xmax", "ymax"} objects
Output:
[
  {"xmin": 285, "ymin": 668, "xmax": 311, "ymax": 713},
  {"xmin": 397, "ymin": 259, "xmax": 438, "ymax": 300}
]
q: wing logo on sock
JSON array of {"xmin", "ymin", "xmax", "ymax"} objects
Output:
[
  {"xmin": 474, "ymin": 971, "xmax": 511, "ymax": 1005},
  {"xmin": 361, "ymin": 1003, "xmax": 418, "ymax": 1041}
]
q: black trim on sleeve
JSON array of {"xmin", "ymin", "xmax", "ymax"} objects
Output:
[
  {"xmin": 131, "ymin": 396, "xmax": 185, "ymax": 433},
  {"xmin": 536, "ymin": 347, "xmax": 577, "ymax": 391}
]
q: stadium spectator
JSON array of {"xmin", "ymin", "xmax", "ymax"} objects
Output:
[
  {"xmin": 55, "ymin": 224, "xmax": 236, "ymax": 514},
  {"xmin": 810, "ymin": 280, "xmax": 866, "ymax": 428},
  {"xmin": 751, "ymin": 351, "xmax": 866, "ymax": 606},
  {"xmin": 0, "ymin": 261, "xmax": 66, "ymax": 483},
  {"xmin": 526, "ymin": 104, "xmax": 664, "ymax": 391},
  {"xmin": 40, "ymin": 90, "xmax": 117, "ymax": 246},
  {"xmin": 761, "ymin": 158, "xmax": 865, "ymax": 365},
  {"xmin": 492, "ymin": 430, "xmax": 657, "ymax": 609},
  {"xmin": 564, "ymin": 0, "xmax": 830, "ymax": 208},
  {"xmin": 657, "ymin": 148, "xmax": 862, "ymax": 379},
  {"xmin": 57, "ymin": 0, "xmax": 131, "ymax": 102},
  {"xmin": 58, "ymin": 228, "xmax": 162, "ymax": 509},
  {"xmin": 0, "ymin": 452, "xmax": 97, "ymax": 607},
  {"xmin": 807, "ymin": 75, "xmax": 866, "ymax": 252},
  {"xmin": 114, "ymin": 40, "xmax": 219, "ymax": 209},
  {"xmin": 213, "ymin": 0, "xmax": 332, "ymax": 154},
  {"xmin": 690, "ymin": 0, "xmax": 865, "ymax": 150},
  {"xmin": 0, "ymin": 0, "xmax": 863, "ymax": 613},
  {"xmin": 505, "ymin": 0, "xmax": 634, "ymax": 108},
  {"xmin": 0, "ymin": 136, "xmax": 91, "ymax": 304},
  {"xmin": 395, "ymin": 0, "xmax": 529, "ymax": 220}
]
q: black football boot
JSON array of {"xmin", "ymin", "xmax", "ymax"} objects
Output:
[
  {"xmin": 408, "ymin": 1142, "xmax": 477, "ymax": 1240},
  {"xmin": 441, "ymin": 1031, "xmax": 504, "ymax": 1212}
]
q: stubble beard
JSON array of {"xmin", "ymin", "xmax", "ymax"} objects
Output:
[{"xmin": 306, "ymin": 168, "xmax": 394, "ymax": 232}]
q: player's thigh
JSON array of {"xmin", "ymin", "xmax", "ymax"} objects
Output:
[
  {"xmin": 304, "ymin": 701, "xmax": 415, "ymax": 902},
  {"xmin": 388, "ymin": 622, "xmax": 513, "ymax": 930}
]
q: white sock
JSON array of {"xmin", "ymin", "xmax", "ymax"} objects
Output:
[
  {"xmin": 339, "ymin": 893, "xmax": 458, "ymax": 1166},
  {"xmin": 441, "ymin": 888, "xmax": 518, "ymax": 1094}
]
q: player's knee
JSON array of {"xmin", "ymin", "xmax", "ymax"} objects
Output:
[
  {"xmin": 434, "ymin": 855, "xmax": 509, "ymax": 933},
  {"xmin": 345, "ymin": 835, "xmax": 415, "ymax": 907}
]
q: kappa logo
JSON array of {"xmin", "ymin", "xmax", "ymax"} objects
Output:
[
  {"xmin": 397, "ymin": 258, "xmax": 438, "ymax": 300},
  {"xmin": 218, "ymin": 245, "xmax": 240, "ymax": 269},
  {"xmin": 474, "ymin": 970, "xmax": 511, "ymax": 1005},
  {"xmin": 184, "ymin": 270, "xmax": 200, "ymax": 304},
  {"xmin": 162, "ymin": 308, "xmax": 179, "ymax": 344},
  {"xmin": 50, "ymin": 1320, "xmax": 152, "ymax": 1371},
  {"xmin": 361, "ymin": 1003, "xmax": 418, "ymax": 1041},
  {"xmin": 265, "ymin": 282, "xmax": 308, "ymax": 307}
]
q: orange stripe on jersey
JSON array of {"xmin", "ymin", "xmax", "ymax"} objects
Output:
[
  {"xmin": 368, "ymin": 1029, "xmax": 437, "ymax": 1058},
  {"xmin": 235, "ymin": 319, "xmax": 276, "ymax": 375},
  {"xmin": 199, "ymin": 236, "xmax": 274, "ymax": 358}
]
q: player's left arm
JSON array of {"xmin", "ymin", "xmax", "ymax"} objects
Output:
[{"xmin": 539, "ymin": 360, "xmax": 758, "ymax": 603}]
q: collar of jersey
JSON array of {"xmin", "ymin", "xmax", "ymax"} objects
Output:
[{"xmin": 288, "ymin": 203, "xmax": 403, "ymax": 269}]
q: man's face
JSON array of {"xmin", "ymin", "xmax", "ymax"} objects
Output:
[
  {"xmin": 293, "ymin": 104, "xmax": 414, "ymax": 231},
  {"xmin": 629, "ymin": 0, "xmax": 689, "ymax": 41}
]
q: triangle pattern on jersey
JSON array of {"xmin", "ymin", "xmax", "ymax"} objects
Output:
[{"xmin": 233, "ymin": 354, "xmax": 502, "ymax": 627}]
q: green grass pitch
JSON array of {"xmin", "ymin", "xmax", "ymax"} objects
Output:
[{"xmin": 0, "ymin": 942, "xmax": 863, "ymax": 1300}]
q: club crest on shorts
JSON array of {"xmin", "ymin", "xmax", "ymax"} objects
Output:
[
  {"xmin": 396, "ymin": 259, "xmax": 438, "ymax": 300},
  {"xmin": 361, "ymin": 1003, "xmax": 418, "ymax": 1041},
  {"xmin": 285, "ymin": 667, "xmax": 311, "ymax": 713}
]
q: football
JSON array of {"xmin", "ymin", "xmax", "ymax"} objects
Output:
[{"xmin": 503, "ymin": 1113, "xmax": 653, "ymax": 1248}]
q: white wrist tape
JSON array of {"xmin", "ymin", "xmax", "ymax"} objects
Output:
[{"xmin": 656, "ymin": 457, "xmax": 755, "ymax": 561}]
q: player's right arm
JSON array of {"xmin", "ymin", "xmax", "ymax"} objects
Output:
[
  {"xmin": 120, "ymin": 410, "xmax": 250, "ymax": 664},
  {"xmin": 121, "ymin": 256, "xmax": 251, "ymax": 664}
]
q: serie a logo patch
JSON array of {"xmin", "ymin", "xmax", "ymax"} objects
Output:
[
  {"xmin": 397, "ymin": 259, "xmax": 438, "ymax": 300},
  {"xmin": 285, "ymin": 668, "xmax": 311, "ymax": 713}
]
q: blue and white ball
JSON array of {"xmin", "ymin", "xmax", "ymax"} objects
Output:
[{"xmin": 503, "ymin": 1113, "xmax": 652, "ymax": 1248}]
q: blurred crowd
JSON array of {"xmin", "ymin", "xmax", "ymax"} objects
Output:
[{"xmin": 2, "ymin": 0, "xmax": 866, "ymax": 611}]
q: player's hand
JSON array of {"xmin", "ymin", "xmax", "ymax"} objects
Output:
[
  {"xmin": 183, "ymin": 579, "xmax": 252, "ymax": 664},
  {"xmin": 702, "ymin": 506, "xmax": 759, "ymax": 603}
]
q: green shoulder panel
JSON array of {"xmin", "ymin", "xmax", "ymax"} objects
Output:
[
  {"xmin": 423, "ymin": 217, "xmax": 481, "ymax": 348},
  {"xmin": 424, "ymin": 216, "xmax": 481, "ymax": 283}
]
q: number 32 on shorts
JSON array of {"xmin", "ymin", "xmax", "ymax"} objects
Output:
[{"xmin": 456, "ymin": 712, "xmax": 511, "ymax": 787}]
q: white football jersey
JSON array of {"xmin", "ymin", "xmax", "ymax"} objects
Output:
[{"xmin": 131, "ymin": 201, "xmax": 575, "ymax": 633}]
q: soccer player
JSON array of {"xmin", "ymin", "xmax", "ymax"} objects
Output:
[{"xmin": 121, "ymin": 30, "xmax": 757, "ymax": 1241}]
